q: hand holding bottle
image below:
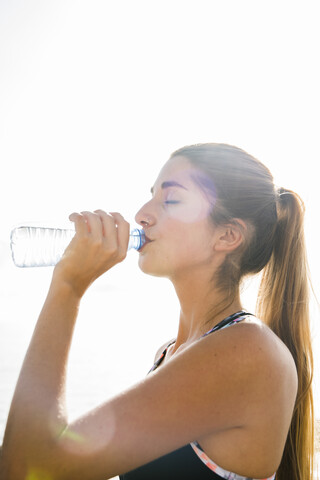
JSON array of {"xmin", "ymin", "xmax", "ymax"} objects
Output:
[
  {"xmin": 11, "ymin": 216, "xmax": 145, "ymax": 267},
  {"xmin": 53, "ymin": 210, "xmax": 131, "ymax": 298}
]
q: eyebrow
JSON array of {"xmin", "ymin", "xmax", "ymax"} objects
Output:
[{"xmin": 150, "ymin": 181, "xmax": 188, "ymax": 195}]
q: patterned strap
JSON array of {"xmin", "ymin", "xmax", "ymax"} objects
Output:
[
  {"xmin": 200, "ymin": 310, "xmax": 254, "ymax": 339},
  {"xmin": 147, "ymin": 339, "xmax": 176, "ymax": 374},
  {"xmin": 190, "ymin": 442, "xmax": 276, "ymax": 480}
]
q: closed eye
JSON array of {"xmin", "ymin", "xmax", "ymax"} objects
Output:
[{"xmin": 164, "ymin": 200, "xmax": 180, "ymax": 204}]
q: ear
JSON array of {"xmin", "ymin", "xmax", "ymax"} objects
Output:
[{"xmin": 213, "ymin": 218, "xmax": 247, "ymax": 253}]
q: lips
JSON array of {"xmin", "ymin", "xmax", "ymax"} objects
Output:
[
  {"xmin": 144, "ymin": 234, "xmax": 153, "ymax": 243},
  {"xmin": 139, "ymin": 233, "xmax": 153, "ymax": 251}
]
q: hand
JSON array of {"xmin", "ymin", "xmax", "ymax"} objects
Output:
[{"xmin": 53, "ymin": 210, "xmax": 130, "ymax": 298}]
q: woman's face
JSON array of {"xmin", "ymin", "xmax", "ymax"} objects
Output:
[{"xmin": 135, "ymin": 156, "xmax": 218, "ymax": 279}]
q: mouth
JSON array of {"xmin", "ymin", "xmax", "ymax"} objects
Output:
[{"xmin": 139, "ymin": 234, "xmax": 153, "ymax": 251}]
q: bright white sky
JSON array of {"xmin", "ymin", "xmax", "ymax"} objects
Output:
[{"xmin": 0, "ymin": 0, "xmax": 319, "ymax": 419}]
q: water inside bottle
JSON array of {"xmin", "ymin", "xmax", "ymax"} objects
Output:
[{"xmin": 10, "ymin": 226, "xmax": 145, "ymax": 267}]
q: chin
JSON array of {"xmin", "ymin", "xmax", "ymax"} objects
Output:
[{"xmin": 137, "ymin": 256, "xmax": 169, "ymax": 278}]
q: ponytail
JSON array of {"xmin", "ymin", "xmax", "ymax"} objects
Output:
[{"xmin": 256, "ymin": 188, "xmax": 314, "ymax": 480}]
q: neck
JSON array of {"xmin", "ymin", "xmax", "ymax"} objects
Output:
[{"xmin": 170, "ymin": 269, "xmax": 243, "ymax": 351}]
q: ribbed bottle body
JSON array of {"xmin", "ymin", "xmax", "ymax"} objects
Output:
[{"xmin": 10, "ymin": 226, "xmax": 145, "ymax": 267}]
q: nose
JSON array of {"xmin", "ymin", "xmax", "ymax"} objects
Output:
[{"xmin": 135, "ymin": 201, "xmax": 156, "ymax": 228}]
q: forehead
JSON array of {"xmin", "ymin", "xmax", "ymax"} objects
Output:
[{"xmin": 154, "ymin": 155, "xmax": 199, "ymax": 187}]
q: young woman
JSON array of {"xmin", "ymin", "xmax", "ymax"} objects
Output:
[{"xmin": 0, "ymin": 143, "xmax": 314, "ymax": 479}]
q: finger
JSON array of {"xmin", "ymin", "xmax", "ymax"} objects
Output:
[
  {"xmin": 93, "ymin": 209, "xmax": 116, "ymax": 236},
  {"xmin": 69, "ymin": 212, "xmax": 89, "ymax": 236},
  {"xmin": 80, "ymin": 211, "xmax": 104, "ymax": 237},
  {"xmin": 109, "ymin": 212, "xmax": 130, "ymax": 255},
  {"xmin": 93, "ymin": 210, "xmax": 120, "ymax": 251}
]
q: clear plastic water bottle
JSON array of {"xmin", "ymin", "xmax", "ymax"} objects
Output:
[{"xmin": 10, "ymin": 226, "xmax": 145, "ymax": 267}]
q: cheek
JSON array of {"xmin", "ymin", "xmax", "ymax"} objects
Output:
[{"xmin": 168, "ymin": 223, "xmax": 213, "ymax": 259}]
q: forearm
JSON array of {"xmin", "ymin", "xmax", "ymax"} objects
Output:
[{"xmin": 1, "ymin": 275, "xmax": 81, "ymax": 461}]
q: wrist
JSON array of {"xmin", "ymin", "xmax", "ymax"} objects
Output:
[{"xmin": 50, "ymin": 267, "xmax": 86, "ymax": 302}]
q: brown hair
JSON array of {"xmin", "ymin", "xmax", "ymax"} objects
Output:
[{"xmin": 170, "ymin": 143, "xmax": 314, "ymax": 480}]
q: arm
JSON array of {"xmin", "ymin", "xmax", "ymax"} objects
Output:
[
  {"xmin": 0, "ymin": 210, "xmax": 130, "ymax": 478},
  {"xmin": 0, "ymin": 211, "xmax": 277, "ymax": 480}
]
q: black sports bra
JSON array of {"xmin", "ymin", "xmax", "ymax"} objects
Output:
[{"xmin": 120, "ymin": 310, "xmax": 276, "ymax": 480}]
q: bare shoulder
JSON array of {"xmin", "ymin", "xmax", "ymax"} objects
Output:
[
  {"xmin": 211, "ymin": 317, "xmax": 298, "ymax": 393},
  {"xmin": 218, "ymin": 317, "xmax": 297, "ymax": 363},
  {"xmin": 237, "ymin": 317, "xmax": 297, "ymax": 368}
]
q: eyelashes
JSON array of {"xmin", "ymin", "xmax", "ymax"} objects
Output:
[{"xmin": 164, "ymin": 200, "xmax": 180, "ymax": 205}]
